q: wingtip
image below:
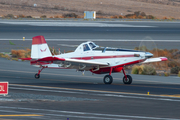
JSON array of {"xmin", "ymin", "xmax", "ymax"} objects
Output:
[{"xmin": 160, "ymin": 57, "xmax": 168, "ymax": 61}]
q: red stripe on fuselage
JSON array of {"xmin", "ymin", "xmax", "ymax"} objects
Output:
[{"xmin": 71, "ymin": 55, "xmax": 134, "ymax": 60}]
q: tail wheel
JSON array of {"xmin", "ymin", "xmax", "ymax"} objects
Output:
[
  {"xmin": 35, "ymin": 73, "xmax": 40, "ymax": 79},
  {"xmin": 123, "ymin": 75, "xmax": 132, "ymax": 84},
  {"xmin": 103, "ymin": 75, "xmax": 113, "ymax": 84}
]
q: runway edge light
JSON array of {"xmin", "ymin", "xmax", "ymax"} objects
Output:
[
  {"xmin": 23, "ymin": 37, "xmax": 25, "ymax": 41},
  {"xmin": 147, "ymin": 90, "xmax": 150, "ymax": 95},
  {"xmin": 0, "ymin": 82, "xmax": 9, "ymax": 96}
]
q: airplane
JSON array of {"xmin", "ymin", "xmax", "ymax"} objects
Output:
[{"xmin": 21, "ymin": 35, "xmax": 168, "ymax": 85}]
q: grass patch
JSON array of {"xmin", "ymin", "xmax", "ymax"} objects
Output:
[{"xmin": 9, "ymin": 40, "xmax": 15, "ymax": 45}]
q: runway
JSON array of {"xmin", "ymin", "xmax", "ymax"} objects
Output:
[
  {"xmin": 0, "ymin": 20, "xmax": 180, "ymax": 119},
  {"xmin": 0, "ymin": 20, "xmax": 180, "ymax": 52},
  {"xmin": 0, "ymin": 57, "xmax": 180, "ymax": 120}
]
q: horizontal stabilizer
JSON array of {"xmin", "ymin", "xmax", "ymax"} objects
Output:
[
  {"xmin": 37, "ymin": 57, "xmax": 65, "ymax": 61},
  {"xmin": 19, "ymin": 58, "xmax": 32, "ymax": 61},
  {"xmin": 142, "ymin": 57, "xmax": 167, "ymax": 63}
]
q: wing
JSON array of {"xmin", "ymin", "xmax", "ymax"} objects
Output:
[
  {"xmin": 142, "ymin": 57, "xmax": 167, "ymax": 63},
  {"xmin": 30, "ymin": 56, "xmax": 109, "ymax": 70}
]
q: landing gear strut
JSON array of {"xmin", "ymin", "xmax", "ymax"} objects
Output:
[
  {"xmin": 122, "ymin": 68, "xmax": 132, "ymax": 84},
  {"xmin": 35, "ymin": 66, "xmax": 46, "ymax": 79}
]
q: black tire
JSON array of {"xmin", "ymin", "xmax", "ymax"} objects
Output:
[
  {"xmin": 123, "ymin": 75, "xmax": 132, "ymax": 84},
  {"xmin": 35, "ymin": 73, "xmax": 40, "ymax": 79},
  {"xmin": 103, "ymin": 75, "xmax": 113, "ymax": 84}
]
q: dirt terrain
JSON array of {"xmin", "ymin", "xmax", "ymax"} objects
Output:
[{"xmin": 0, "ymin": 0, "xmax": 180, "ymax": 18}]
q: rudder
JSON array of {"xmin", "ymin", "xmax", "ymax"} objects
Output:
[{"xmin": 31, "ymin": 36, "xmax": 52, "ymax": 59}]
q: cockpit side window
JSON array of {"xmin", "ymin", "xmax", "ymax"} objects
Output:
[
  {"xmin": 89, "ymin": 43, "xmax": 96, "ymax": 49},
  {"xmin": 83, "ymin": 44, "xmax": 90, "ymax": 51}
]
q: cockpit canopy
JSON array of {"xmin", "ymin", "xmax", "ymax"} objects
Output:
[
  {"xmin": 83, "ymin": 42, "xmax": 98, "ymax": 51},
  {"xmin": 75, "ymin": 41, "xmax": 99, "ymax": 52}
]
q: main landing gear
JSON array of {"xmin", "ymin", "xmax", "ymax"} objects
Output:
[
  {"xmin": 34, "ymin": 66, "xmax": 46, "ymax": 79},
  {"xmin": 103, "ymin": 67, "xmax": 132, "ymax": 85}
]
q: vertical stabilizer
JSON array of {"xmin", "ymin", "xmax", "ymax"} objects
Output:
[{"xmin": 31, "ymin": 36, "xmax": 52, "ymax": 59}]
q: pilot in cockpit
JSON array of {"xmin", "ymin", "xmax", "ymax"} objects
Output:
[{"xmin": 83, "ymin": 44, "xmax": 90, "ymax": 51}]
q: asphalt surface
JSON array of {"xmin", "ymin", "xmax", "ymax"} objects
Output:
[
  {"xmin": 0, "ymin": 20, "xmax": 180, "ymax": 119},
  {"xmin": 0, "ymin": 57, "xmax": 180, "ymax": 120},
  {"xmin": 0, "ymin": 20, "xmax": 180, "ymax": 52}
]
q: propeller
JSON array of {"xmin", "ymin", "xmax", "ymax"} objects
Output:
[{"xmin": 138, "ymin": 36, "xmax": 161, "ymax": 74}]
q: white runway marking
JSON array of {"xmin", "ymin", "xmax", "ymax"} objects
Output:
[
  {"xmin": 0, "ymin": 106, "xmax": 178, "ymax": 120},
  {"xmin": 0, "ymin": 39, "xmax": 180, "ymax": 42},
  {"xmin": 10, "ymin": 84, "xmax": 180, "ymax": 101},
  {"xmin": 0, "ymin": 21, "xmax": 156, "ymax": 27}
]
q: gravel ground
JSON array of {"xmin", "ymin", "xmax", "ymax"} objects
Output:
[{"xmin": 0, "ymin": 92, "xmax": 99, "ymax": 102}]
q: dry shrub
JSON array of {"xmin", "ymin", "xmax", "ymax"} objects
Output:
[
  {"xmin": 164, "ymin": 72, "xmax": 170, "ymax": 77},
  {"xmin": 1, "ymin": 54, "xmax": 10, "ymax": 60},
  {"xmin": 17, "ymin": 50, "xmax": 26, "ymax": 58},
  {"xmin": 134, "ymin": 11, "xmax": 140, "ymax": 17},
  {"xmin": 146, "ymin": 15, "xmax": 155, "ymax": 19},
  {"xmin": 40, "ymin": 15, "xmax": 47, "ymax": 18},
  {"xmin": 131, "ymin": 65, "xmax": 139, "ymax": 74},
  {"xmin": 0, "ymin": 53, "xmax": 3, "ymax": 57},
  {"xmin": 138, "ymin": 15, "xmax": 144, "ymax": 19},
  {"xmin": 18, "ymin": 14, "xmax": 25, "ymax": 18},
  {"xmin": 26, "ymin": 16, "xmax": 32, "ymax": 18},
  {"xmin": 163, "ymin": 17, "xmax": 168, "ymax": 19},
  {"xmin": 142, "ymin": 65, "xmax": 156, "ymax": 75},
  {"xmin": 11, "ymin": 49, "xmax": 30, "ymax": 58},
  {"xmin": 11, "ymin": 50, "xmax": 18, "ymax": 57},
  {"xmin": 96, "ymin": 10, "xmax": 103, "ymax": 15},
  {"xmin": 131, "ymin": 65, "xmax": 156, "ymax": 75},
  {"xmin": 49, "ymin": 16, "xmax": 54, "ymax": 18},
  {"xmin": 54, "ymin": 15, "xmax": 60, "ymax": 18},
  {"xmin": 12, "ymin": 58, "xmax": 18, "ymax": 61},
  {"xmin": 125, "ymin": 14, "xmax": 135, "ymax": 19},
  {"xmin": 4, "ymin": 14, "xmax": 14, "ymax": 18},
  {"xmin": 119, "ymin": 15, "xmax": 124, "ymax": 19},
  {"xmin": 54, "ymin": 5, "xmax": 60, "ymax": 10},
  {"xmin": 168, "ymin": 61, "xmax": 180, "ymax": 67},
  {"xmin": 131, "ymin": 65, "xmax": 143, "ymax": 74},
  {"xmin": 96, "ymin": 16, "xmax": 106, "ymax": 19},
  {"xmin": 140, "ymin": 12, "xmax": 146, "ymax": 16},
  {"xmin": 62, "ymin": 13, "xmax": 78, "ymax": 18},
  {"xmin": 171, "ymin": 66, "xmax": 180, "ymax": 74},
  {"xmin": 178, "ymin": 71, "xmax": 180, "ymax": 77},
  {"xmin": 110, "ymin": 15, "xmax": 119, "ymax": 19},
  {"xmin": 77, "ymin": 15, "xmax": 83, "ymax": 18}
]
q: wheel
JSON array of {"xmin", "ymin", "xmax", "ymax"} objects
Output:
[
  {"xmin": 35, "ymin": 73, "xmax": 40, "ymax": 79},
  {"xmin": 123, "ymin": 75, "xmax": 132, "ymax": 84},
  {"xmin": 103, "ymin": 75, "xmax": 113, "ymax": 84}
]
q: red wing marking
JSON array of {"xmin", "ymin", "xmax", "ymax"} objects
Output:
[{"xmin": 160, "ymin": 57, "xmax": 168, "ymax": 61}]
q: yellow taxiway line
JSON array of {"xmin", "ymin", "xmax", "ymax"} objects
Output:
[{"xmin": 0, "ymin": 114, "xmax": 43, "ymax": 117}]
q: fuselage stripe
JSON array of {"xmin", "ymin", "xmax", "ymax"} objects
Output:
[{"xmin": 71, "ymin": 55, "xmax": 135, "ymax": 60}]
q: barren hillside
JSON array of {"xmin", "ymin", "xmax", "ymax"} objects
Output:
[{"xmin": 0, "ymin": 0, "xmax": 180, "ymax": 18}]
